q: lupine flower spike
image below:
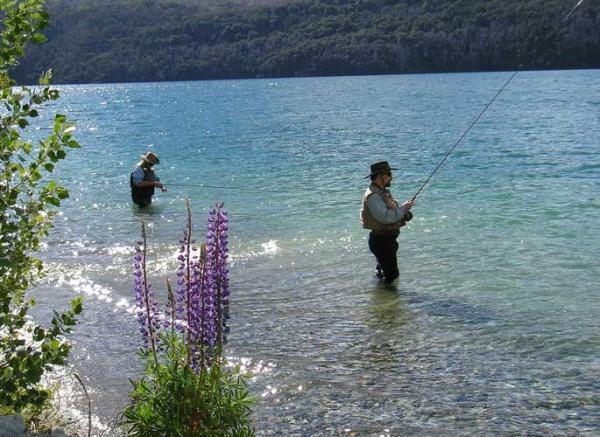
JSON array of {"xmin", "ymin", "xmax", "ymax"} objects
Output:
[
  {"xmin": 174, "ymin": 199, "xmax": 203, "ymax": 366},
  {"xmin": 133, "ymin": 222, "xmax": 160, "ymax": 364},
  {"xmin": 133, "ymin": 200, "xmax": 231, "ymax": 372},
  {"xmin": 205, "ymin": 202, "xmax": 230, "ymax": 359}
]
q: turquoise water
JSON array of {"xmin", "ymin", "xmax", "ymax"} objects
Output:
[{"xmin": 30, "ymin": 70, "xmax": 599, "ymax": 435}]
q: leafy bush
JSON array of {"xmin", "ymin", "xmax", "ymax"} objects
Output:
[
  {"xmin": 0, "ymin": 0, "xmax": 82, "ymax": 414},
  {"xmin": 122, "ymin": 201, "xmax": 254, "ymax": 436}
]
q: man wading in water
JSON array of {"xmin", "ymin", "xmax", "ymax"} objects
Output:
[
  {"xmin": 130, "ymin": 151, "xmax": 167, "ymax": 207},
  {"xmin": 360, "ymin": 161, "xmax": 414, "ymax": 285}
]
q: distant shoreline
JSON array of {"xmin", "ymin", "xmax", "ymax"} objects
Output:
[
  {"xmin": 14, "ymin": 66, "xmax": 600, "ymax": 87},
  {"xmin": 13, "ymin": 0, "xmax": 600, "ymax": 85}
]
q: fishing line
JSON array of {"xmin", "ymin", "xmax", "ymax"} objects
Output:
[
  {"xmin": 168, "ymin": 183, "xmax": 253, "ymax": 191},
  {"xmin": 410, "ymin": 0, "xmax": 587, "ymax": 202}
]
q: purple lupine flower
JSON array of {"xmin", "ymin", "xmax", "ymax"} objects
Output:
[
  {"xmin": 201, "ymin": 247, "xmax": 217, "ymax": 349},
  {"xmin": 133, "ymin": 227, "xmax": 160, "ymax": 361},
  {"xmin": 204, "ymin": 203, "xmax": 230, "ymax": 349},
  {"xmin": 174, "ymin": 203, "xmax": 211, "ymax": 370},
  {"xmin": 133, "ymin": 201, "xmax": 232, "ymax": 372},
  {"xmin": 202, "ymin": 208, "xmax": 219, "ymax": 349},
  {"xmin": 187, "ymin": 244, "xmax": 204, "ymax": 367},
  {"xmin": 215, "ymin": 207, "xmax": 231, "ymax": 344},
  {"xmin": 175, "ymin": 229, "xmax": 190, "ymax": 334},
  {"xmin": 147, "ymin": 283, "xmax": 162, "ymax": 352}
]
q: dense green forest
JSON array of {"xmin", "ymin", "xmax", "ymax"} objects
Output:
[{"xmin": 11, "ymin": 0, "xmax": 600, "ymax": 84}]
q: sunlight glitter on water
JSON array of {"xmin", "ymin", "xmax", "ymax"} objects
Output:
[{"xmin": 27, "ymin": 71, "xmax": 600, "ymax": 435}]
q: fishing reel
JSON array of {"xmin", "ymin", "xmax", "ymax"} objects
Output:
[{"xmin": 400, "ymin": 211, "xmax": 413, "ymax": 228}]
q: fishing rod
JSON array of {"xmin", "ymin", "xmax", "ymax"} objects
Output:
[
  {"xmin": 410, "ymin": 0, "xmax": 587, "ymax": 203},
  {"xmin": 410, "ymin": 71, "xmax": 517, "ymax": 202}
]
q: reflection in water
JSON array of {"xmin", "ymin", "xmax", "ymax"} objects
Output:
[
  {"xmin": 366, "ymin": 284, "xmax": 406, "ymax": 329},
  {"xmin": 361, "ymin": 285, "xmax": 416, "ymax": 372},
  {"xmin": 131, "ymin": 202, "xmax": 164, "ymax": 215}
]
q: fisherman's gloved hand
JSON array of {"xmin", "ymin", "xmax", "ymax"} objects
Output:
[
  {"xmin": 399, "ymin": 211, "xmax": 412, "ymax": 227},
  {"xmin": 402, "ymin": 199, "xmax": 415, "ymax": 210}
]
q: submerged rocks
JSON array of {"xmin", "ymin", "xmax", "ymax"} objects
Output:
[
  {"xmin": 0, "ymin": 415, "xmax": 25, "ymax": 437},
  {"xmin": 0, "ymin": 416, "xmax": 66, "ymax": 437}
]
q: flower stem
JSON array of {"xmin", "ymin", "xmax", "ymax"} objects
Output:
[{"xmin": 141, "ymin": 222, "xmax": 158, "ymax": 366}]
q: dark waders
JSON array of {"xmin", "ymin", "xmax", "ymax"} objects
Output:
[
  {"xmin": 368, "ymin": 229, "xmax": 400, "ymax": 284},
  {"xmin": 130, "ymin": 172, "xmax": 155, "ymax": 208}
]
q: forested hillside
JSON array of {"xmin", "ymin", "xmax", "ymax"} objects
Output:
[{"xmin": 11, "ymin": 0, "xmax": 600, "ymax": 84}]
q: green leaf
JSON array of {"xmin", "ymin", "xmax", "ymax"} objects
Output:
[
  {"xmin": 33, "ymin": 326, "xmax": 46, "ymax": 342},
  {"xmin": 70, "ymin": 296, "xmax": 83, "ymax": 314},
  {"xmin": 38, "ymin": 69, "xmax": 53, "ymax": 85},
  {"xmin": 54, "ymin": 114, "xmax": 66, "ymax": 126},
  {"xmin": 30, "ymin": 169, "xmax": 42, "ymax": 182},
  {"xmin": 56, "ymin": 187, "xmax": 69, "ymax": 199},
  {"xmin": 32, "ymin": 33, "xmax": 47, "ymax": 43}
]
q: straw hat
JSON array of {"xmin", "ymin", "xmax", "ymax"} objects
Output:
[{"xmin": 140, "ymin": 151, "xmax": 160, "ymax": 165}]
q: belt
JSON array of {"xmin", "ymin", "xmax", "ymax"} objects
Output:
[{"xmin": 370, "ymin": 229, "xmax": 400, "ymax": 237}]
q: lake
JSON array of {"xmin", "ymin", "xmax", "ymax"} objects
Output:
[{"xmin": 30, "ymin": 70, "xmax": 599, "ymax": 435}]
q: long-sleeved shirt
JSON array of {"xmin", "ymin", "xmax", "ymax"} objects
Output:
[
  {"xmin": 131, "ymin": 163, "xmax": 159, "ymax": 186},
  {"xmin": 366, "ymin": 187, "xmax": 406, "ymax": 224}
]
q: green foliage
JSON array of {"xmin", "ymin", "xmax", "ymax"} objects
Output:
[
  {"xmin": 0, "ymin": 0, "xmax": 82, "ymax": 414},
  {"xmin": 122, "ymin": 334, "xmax": 255, "ymax": 437},
  {"xmin": 9, "ymin": 0, "xmax": 600, "ymax": 84}
]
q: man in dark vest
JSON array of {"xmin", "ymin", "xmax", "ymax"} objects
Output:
[
  {"xmin": 130, "ymin": 152, "xmax": 167, "ymax": 207},
  {"xmin": 360, "ymin": 161, "xmax": 414, "ymax": 285}
]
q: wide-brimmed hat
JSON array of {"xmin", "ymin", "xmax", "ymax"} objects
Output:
[
  {"xmin": 140, "ymin": 151, "xmax": 160, "ymax": 165},
  {"xmin": 367, "ymin": 160, "xmax": 397, "ymax": 177}
]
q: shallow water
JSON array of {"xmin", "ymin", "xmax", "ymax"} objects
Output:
[{"xmin": 28, "ymin": 70, "xmax": 599, "ymax": 435}]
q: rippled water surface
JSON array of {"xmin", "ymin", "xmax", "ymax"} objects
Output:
[{"xmin": 29, "ymin": 70, "xmax": 599, "ymax": 435}]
